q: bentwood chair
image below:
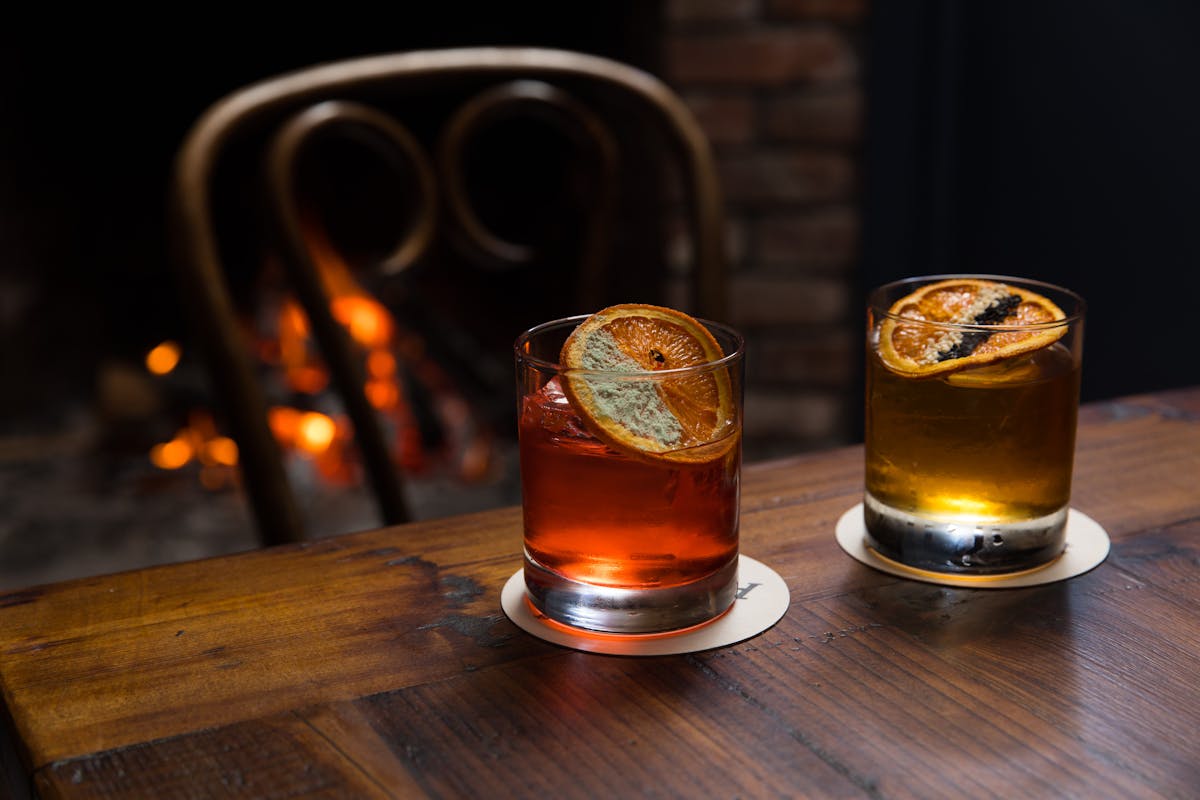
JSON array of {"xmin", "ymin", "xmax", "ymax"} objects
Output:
[{"xmin": 169, "ymin": 47, "xmax": 727, "ymax": 546}]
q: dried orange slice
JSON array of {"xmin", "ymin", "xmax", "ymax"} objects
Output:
[
  {"xmin": 559, "ymin": 304, "xmax": 737, "ymax": 464},
  {"xmin": 877, "ymin": 278, "xmax": 1067, "ymax": 377}
]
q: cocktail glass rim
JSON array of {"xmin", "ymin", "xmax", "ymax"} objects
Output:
[
  {"xmin": 869, "ymin": 273, "xmax": 1087, "ymax": 331},
  {"xmin": 514, "ymin": 313, "xmax": 746, "ymax": 376}
]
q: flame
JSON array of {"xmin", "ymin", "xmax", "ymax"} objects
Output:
[
  {"xmin": 367, "ymin": 350, "xmax": 396, "ymax": 378},
  {"xmin": 148, "ymin": 411, "xmax": 239, "ymax": 490},
  {"xmin": 146, "ymin": 341, "xmax": 182, "ymax": 375},
  {"xmin": 204, "ymin": 437, "xmax": 239, "ymax": 466},
  {"xmin": 149, "ymin": 213, "xmax": 495, "ymax": 492},
  {"xmin": 277, "ymin": 299, "xmax": 329, "ymax": 394},
  {"xmin": 150, "ymin": 436, "xmax": 192, "ymax": 469},
  {"xmin": 333, "ymin": 295, "xmax": 393, "ymax": 349},
  {"xmin": 365, "ymin": 380, "xmax": 400, "ymax": 410},
  {"xmin": 267, "ymin": 406, "xmax": 301, "ymax": 444},
  {"xmin": 364, "ymin": 350, "xmax": 401, "ymax": 410},
  {"xmin": 268, "ymin": 406, "xmax": 338, "ymax": 455},
  {"xmin": 277, "ymin": 218, "xmax": 430, "ymax": 472},
  {"xmin": 297, "ymin": 412, "xmax": 337, "ymax": 454}
]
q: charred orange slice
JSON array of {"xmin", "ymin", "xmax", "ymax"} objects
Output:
[
  {"xmin": 559, "ymin": 304, "xmax": 737, "ymax": 464},
  {"xmin": 878, "ymin": 278, "xmax": 1067, "ymax": 377}
]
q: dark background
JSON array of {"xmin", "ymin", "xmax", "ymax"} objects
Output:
[
  {"xmin": 4, "ymin": 2, "xmax": 1199, "ymax": 436},
  {"xmin": 860, "ymin": 0, "xmax": 1200, "ymax": 404},
  {"xmin": 0, "ymin": 6, "xmax": 662, "ymax": 430}
]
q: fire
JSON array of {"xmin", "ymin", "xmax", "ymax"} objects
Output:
[
  {"xmin": 148, "ymin": 411, "xmax": 241, "ymax": 490},
  {"xmin": 145, "ymin": 341, "xmax": 182, "ymax": 375},
  {"xmin": 333, "ymin": 295, "xmax": 393, "ymax": 349},
  {"xmin": 205, "ymin": 437, "xmax": 239, "ymax": 466},
  {"xmin": 150, "ymin": 436, "xmax": 192, "ymax": 469},
  {"xmin": 364, "ymin": 380, "xmax": 400, "ymax": 411},
  {"xmin": 263, "ymin": 220, "xmax": 435, "ymax": 474},
  {"xmin": 149, "ymin": 215, "xmax": 494, "ymax": 493},
  {"xmin": 298, "ymin": 413, "xmax": 336, "ymax": 452},
  {"xmin": 367, "ymin": 350, "xmax": 396, "ymax": 378},
  {"xmin": 273, "ymin": 294, "xmax": 396, "ymax": 397},
  {"xmin": 276, "ymin": 300, "xmax": 328, "ymax": 395},
  {"xmin": 267, "ymin": 407, "xmax": 336, "ymax": 454}
]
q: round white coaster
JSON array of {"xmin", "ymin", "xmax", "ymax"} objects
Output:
[
  {"xmin": 835, "ymin": 503, "xmax": 1110, "ymax": 588},
  {"xmin": 501, "ymin": 555, "xmax": 789, "ymax": 656}
]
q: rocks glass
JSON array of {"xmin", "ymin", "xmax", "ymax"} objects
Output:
[
  {"xmin": 515, "ymin": 312, "xmax": 744, "ymax": 633},
  {"xmin": 864, "ymin": 275, "xmax": 1085, "ymax": 574}
]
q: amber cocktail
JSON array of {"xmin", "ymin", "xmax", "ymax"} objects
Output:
[
  {"xmin": 515, "ymin": 306, "xmax": 744, "ymax": 633},
  {"xmin": 864, "ymin": 276, "xmax": 1085, "ymax": 574}
]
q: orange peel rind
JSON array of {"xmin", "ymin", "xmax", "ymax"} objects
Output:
[
  {"xmin": 877, "ymin": 278, "xmax": 1068, "ymax": 377},
  {"xmin": 559, "ymin": 304, "xmax": 737, "ymax": 464}
]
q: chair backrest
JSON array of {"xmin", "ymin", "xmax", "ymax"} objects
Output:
[{"xmin": 169, "ymin": 47, "xmax": 727, "ymax": 546}]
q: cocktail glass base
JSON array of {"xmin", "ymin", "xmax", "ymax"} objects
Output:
[
  {"xmin": 504, "ymin": 555, "xmax": 789, "ymax": 655},
  {"xmin": 863, "ymin": 492, "xmax": 1068, "ymax": 575},
  {"xmin": 523, "ymin": 554, "xmax": 738, "ymax": 635},
  {"xmin": 837, "ymin": 503, "xmax": 1110, "ymax": 588}
]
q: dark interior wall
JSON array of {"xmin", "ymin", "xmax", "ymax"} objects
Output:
[
  {"xmin": 860, "ymin": 0, "xmax": 1200, "ymax": 404},
  {"xmin": 0, "ymin": 5, "xmax": 662, "ymax": 425}
]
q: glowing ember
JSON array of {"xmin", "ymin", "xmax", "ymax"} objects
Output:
[
  {"xmin": 365, "ymin": 380, "xmax": 400, "ymax": 411},
  {"xmin": 204, "ymin": 437, "xmax": 239, "ymax": 466},
  {"xmin": 268, "ymin": 406, "xmax": 301, "ymax": 444},
  {"xmin": 367, "ymin": 350, "xmax": 396, "ymax": 379},
  {"xmin": 296, "ymin": 412, "xmax": 337, "ymax": 454},
  {"xmin": 148, "ymin": 411, "xmax": 240, "ymax": 484},
  {"xmin": 148, "ymin": 215, "xmax": 495, "ymax": 493},
  {"xmin": 150, "ymin": 436, "xmax": 192, "ymax": 470},
  {"xmin": 333, "ymin": 295, "xmax": 393, "ymax": 349},
  {"xmin": 145, "ymin": 341, "xmax": 182, "ymax": 376},
  {"xmin": 276, "ymin": 299, "xmax": 329, "ymax": 394},
  {"xmin": 267, "ymin": 406, "xmax": 341, "ymax": 456}
]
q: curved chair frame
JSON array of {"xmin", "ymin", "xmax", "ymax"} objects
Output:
[{"xmin": 170, "ymin": 47, "xmax": 726, "ymax": 546}]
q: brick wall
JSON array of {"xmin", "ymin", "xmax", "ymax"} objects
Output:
[{"xmin": 663, "ymin": 0, "xmax": 867, "ymax": 459}]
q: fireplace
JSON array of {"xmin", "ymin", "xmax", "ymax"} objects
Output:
[{"xmin": 0, "ymin": 8, "xmax": 666, "ymax": 490}]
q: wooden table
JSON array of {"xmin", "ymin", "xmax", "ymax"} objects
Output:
[{"xmin": 2, "ymin": 388, "xmax": 1198, "ymax": 799}]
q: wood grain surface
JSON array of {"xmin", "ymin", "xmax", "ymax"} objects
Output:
[{"xmin": 3, "ymin": 388, "xmax": 1199, "ymax": 799}]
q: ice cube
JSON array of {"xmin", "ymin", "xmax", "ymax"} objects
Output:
[{"xmin": 523, "ymin": 377, "xmax": 592, "ymax": 438}]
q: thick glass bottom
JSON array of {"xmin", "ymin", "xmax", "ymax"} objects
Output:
[
  {"xmin": 863, "ymin": 493, "xmax": 1067, "ymax": 575},
  {"xmin": 523, "ymin": 553, "xmax": 739, "ymax": 634}
]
